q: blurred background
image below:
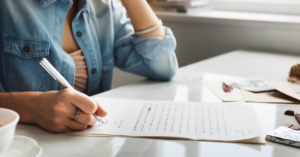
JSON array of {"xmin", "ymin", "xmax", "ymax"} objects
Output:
[{"xmin": 113, "ymin": 0, "xmax": 300, "ymax": 88}]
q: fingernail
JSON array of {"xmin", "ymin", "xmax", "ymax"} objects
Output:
[{"xmin": 103, "ymin": 111, "xmax": 107, "ymax": 117}]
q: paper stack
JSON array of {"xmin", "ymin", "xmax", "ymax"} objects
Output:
[{"xmin": 150, "ymin": 0, "xmax": 211, "ymax": 13}]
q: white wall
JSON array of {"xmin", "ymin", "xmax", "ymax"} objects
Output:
[
  {"xmin": 162, "ymin": 20, "xmax": 300, "ymax": 67},
  {"xmin": 164, "ymin": 22, "xmax": 300, "ymax": 66}
]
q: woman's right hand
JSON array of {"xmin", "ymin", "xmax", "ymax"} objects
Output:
[{"xmin": 31, "ymin": 88, "xmax": 107, "ymax": 133}]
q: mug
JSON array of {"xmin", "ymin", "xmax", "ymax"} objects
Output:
[{"xmin": 0, "ymin": 108, "xmax": 20, "ymax": 156}]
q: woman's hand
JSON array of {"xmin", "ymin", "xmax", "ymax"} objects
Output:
[{"xmin": 31, "ymin": 88, "xmax": 107, "ymax": 133}]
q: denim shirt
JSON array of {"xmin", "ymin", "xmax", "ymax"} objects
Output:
[{"xmin": 0, "ymin": 0, "xmax": 178, "ymax": 96}]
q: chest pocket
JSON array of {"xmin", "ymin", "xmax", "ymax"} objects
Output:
[{"xmin": 2, "ymin": 37, "xmax": 50, "ymax": 92}]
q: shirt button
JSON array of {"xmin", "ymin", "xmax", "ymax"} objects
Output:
[
  {"xmin": 23, "ymin": 46, "xmax": 30, "ymax": 52},
  {"xmin": 91, "ymin": 68, "xmax": 97, "ymax": 74},
  {"xmin": 77, "ymin": 31, "xmax": 82, "ymax": 37}
]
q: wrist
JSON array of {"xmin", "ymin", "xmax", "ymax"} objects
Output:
[
  {"xmin": 26, "ymin": 92, "xmax": 44, "ymax": 124},
  {"xmin": 28, "ymin": 91, "xmax": 58, "ymax": 124}
]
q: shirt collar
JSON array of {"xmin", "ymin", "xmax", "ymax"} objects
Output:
[
  {"xmin": 40, "ymin": 0, "xmax": 56, "ymax": 7},
  {"xmin": 79, "ymin": 0, "xmax": 93, "ymax": 18}
]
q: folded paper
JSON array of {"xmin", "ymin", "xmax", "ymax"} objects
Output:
[
  {"xmin": 201, "ymin": 81, "xmax": 300, "ymax": 103},
  {"xmin": 200, "ymin": 81, "xmax": 244, "ymax": 102}
]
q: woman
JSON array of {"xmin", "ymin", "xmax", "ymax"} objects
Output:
[{"xmin": 0, "ymin": 0, "xmax": 178, "ymax": 133}]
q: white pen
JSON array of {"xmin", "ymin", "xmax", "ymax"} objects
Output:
[{"xmin": 39, "ymin": 58, "xmax": 104, "ymax": 123}]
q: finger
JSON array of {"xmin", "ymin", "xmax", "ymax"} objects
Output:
[
  {"xmin": 52, "ymin": 127, "xmax": 72, "ymax": 133},
  {"xmin": 66, "ymin": 105, "xmax": 97, "ymax": 126},
  {"xmin": 44, "ymin": 125, "xmax": 72, "ymax": 133},
  {"xmin": 69, "ymin": 91, "xmax": 97, "ymax": 114},
  {"xmin": 76, "ymin": 111, "xmax": 97, "ymax": 126},
  {"xmin": 61, "ymin": 127, "xmax": 72, "ymax": 133},
  {"xmin": 94, "ymin": 99, "xmax": 107, "ymax": 117},
  {"xmin": 66, "ymin": 104, "xmax": 78, "ymax": 119},
  {"xmin": 66, "ymin": 119, "xmax": 88, "ymax": 131}
]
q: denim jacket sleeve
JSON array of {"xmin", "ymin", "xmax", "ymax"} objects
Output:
[{"xmin": 112, "ymin": 2, "xmax": 179, "ymax": 81}]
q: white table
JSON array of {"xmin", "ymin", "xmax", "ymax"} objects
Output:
[{"xmin": 16, "ymin": 50, "xmax": 300, "ymax": 157}]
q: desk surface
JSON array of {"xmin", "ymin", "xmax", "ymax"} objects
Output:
[{"xmin": 16, "ymin": 50, "xmax": 300, "ymax": 157}]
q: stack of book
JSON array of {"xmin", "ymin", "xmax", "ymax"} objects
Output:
[{"xmin": 150, "ymin": 0, "xmax": 210, "ymax": 13}]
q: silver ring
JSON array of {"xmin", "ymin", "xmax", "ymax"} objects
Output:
[{"xmin": 74, "ymin": 108, "xmax": 80, "ymax": 122}]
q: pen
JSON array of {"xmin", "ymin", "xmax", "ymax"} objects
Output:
[{"xmin": 39, "ymin": 58, "xmax": 104, "ymax": 123}]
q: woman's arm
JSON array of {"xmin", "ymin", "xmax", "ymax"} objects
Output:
[
  {"xmin": 112, "ymin": 1, "xmax": 178, "ymax": 81},
  {"xmin": 0, "ymin": 92, "xmax": 40, "ymax": 123},
  {"xmin": 0, "ymin": 89, "xmax": 107, "ymax": 133},
  {"xmin": 121, "ymin": 0, "xmax": 165, "ymax": 37}
]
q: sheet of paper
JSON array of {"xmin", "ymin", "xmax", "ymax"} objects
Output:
[
  {"xmin": 241, "ymin": 90, "xmax": 299, "ymax": 103},
  {"xmin": 267, "ymin": 82, "xmax": 300, "ymax": 101},
  {"xmin": 202, "ymin": 81, "xmax": 300, "ymax": 103},
  {"xmin": 69, "ymin": 98, "xmax": 262, "ymax": 142},
  {"xmin": 201, "ymin": 81, "xmax": 244, "ymax": 102},
  {"xmin": 229, "ymin": 79, "xmax": 275, "ymax": 93}
]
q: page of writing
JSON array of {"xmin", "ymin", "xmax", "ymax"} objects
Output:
[
  {"xmin": 130, "ymin": 101, "xmax": 197, "ymax": 139},
  {"xmin": 196, "ymin": 103, "xmax": 261, "ymax": 141},
  {"xmin": 71, "ymin": 98, "xmax": 145, "ymax": 136},
  {"xmin": 130, "ymin": 101, "xmax": 260, "ymax": 141},
  {"xmin": 70, "ymin": 98, "xmax": 261, "ymax": 141}
]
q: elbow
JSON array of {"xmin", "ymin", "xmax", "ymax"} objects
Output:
[
  {"xmin": 156, "ymin": 65, "xmax": 178, "ymax": 81},
  {"xmin": 147, "ymin": 54, "xmax": 179, "ymax": 81}
]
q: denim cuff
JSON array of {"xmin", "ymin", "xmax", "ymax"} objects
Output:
[{"xmin": 133, "ymin": 27, "xmax": 177, "ymax": 60}]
